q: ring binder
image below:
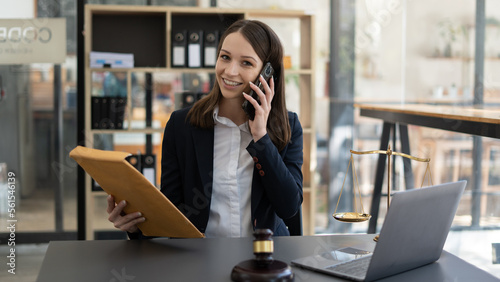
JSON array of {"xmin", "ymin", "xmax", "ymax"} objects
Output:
[
  {"xmin": 91, "ymin": 96, "xmax": 102, "ymax": 129},
  {"xmin": 187, "ymin": 30, "xmax": 203, "ymax": 68},
  {"xmin": 128, "ymin": 154, "xmax": 156, "ymax": 186},
  {"xmin": 203, "ymin": 30, "xmax": 219, "ymax": 68},
  {"xmin": 91, "ymin": 96, "xmax": 127, "ymax": 130},
  {"xmin": 142, "ymin": 155, "xmax": 156, "ymax": 186},
  {"xmin": 172, "ymin": 30, "xmax": 187, "ymax": 68},
  {"xmin": 175, "ymin": 92, "xmax": 197, "ymax": 109},
  {"xmin": 197, "ymin": 92, "xmax": 208, "ymax": 101},
  {"xmin": 100, "ymin": 97, "xmax": 109, "ymax": 129},
  {"xmin": 108, "ymin": 97, "xmax": 117, "ymax": 129},
  {"xmin": 174, "ymin": 92, "xmax": 209, "ymax": 109},
  {"xmin": 115, "ymin": 97, "xmax": 126, "ymax": 129}
]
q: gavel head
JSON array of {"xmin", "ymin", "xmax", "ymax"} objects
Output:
[{"xmin": 253, "ymin": 229, "xmax": 274, "ymax": 266}]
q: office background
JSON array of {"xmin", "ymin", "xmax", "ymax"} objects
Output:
[{"xmin": 0, "ymin": 0, "xmax": 499, "ymax": 279}]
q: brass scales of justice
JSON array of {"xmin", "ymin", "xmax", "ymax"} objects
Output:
[{"xmin": 332, "ymin": 145, "xmax": 433, "ymax": 241}]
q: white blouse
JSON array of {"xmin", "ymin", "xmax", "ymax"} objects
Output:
[{"xmin": 204, "ymin": 106, "xmax": 254, "ymax": 237}]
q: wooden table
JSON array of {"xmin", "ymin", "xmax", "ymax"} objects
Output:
[
  {"xmin": 355, "ymin": 103, "xmax": 500, "ymax": 232},
  {"xmin": 357, "ymin": 103, "xmax": 500, "ymax": 138}
]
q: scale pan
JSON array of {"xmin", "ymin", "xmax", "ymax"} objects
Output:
[{"xmin": 333, "ymin": 212, "xmax": 371, "ymax": 222}]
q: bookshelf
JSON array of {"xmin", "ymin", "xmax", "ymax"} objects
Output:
[{"xmin": 84, "ymin": 4, "xmax": 316, "ymax": 239}]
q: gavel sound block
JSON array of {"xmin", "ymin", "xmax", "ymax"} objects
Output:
[{"xmin": 231, "ymin": 229, "xmax": 294, "ymax": 281}]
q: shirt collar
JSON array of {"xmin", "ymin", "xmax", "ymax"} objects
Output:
[
  {"xmin": 213, "ymin": 105, "xmax": 250, "ymax": 133},
  {"xmin": 213, "ymin": 105, "xmax": 227, "ymax": 125}
]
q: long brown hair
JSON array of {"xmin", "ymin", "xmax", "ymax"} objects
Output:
[{"xmin": 187, "ymin": 19, "xmax": 291, "ymax": 151}]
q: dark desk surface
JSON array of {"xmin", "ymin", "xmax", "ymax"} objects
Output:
[
  {"xmin": 356, "ymin": 103, "xmax": 500, "ymax": 139},
  {"xmin": 36, "ymin": 235, "xmax": 499, "ymax": 282}
]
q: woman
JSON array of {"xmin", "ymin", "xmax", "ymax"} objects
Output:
[{"xmin": 107, "ymin": 19, "xmax": 303, "ymax": 237}]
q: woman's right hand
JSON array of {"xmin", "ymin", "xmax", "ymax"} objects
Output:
[{"xmin": 107, "ymin": 195, "xmax": 145, "ymax": 233}]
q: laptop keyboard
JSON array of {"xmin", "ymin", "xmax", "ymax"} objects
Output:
[{"xmin": 326, "ymin": 255, "xmax": 372, "ymax": 279}]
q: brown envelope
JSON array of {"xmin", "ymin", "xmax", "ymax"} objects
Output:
[{"xmin": 70, "ymin": 146, "xmax": 204, "ymax": 238}]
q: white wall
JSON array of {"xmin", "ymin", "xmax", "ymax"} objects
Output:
[
  {"xmin": 355, "ymin": 0, "xmax": 500, "ymax": 102},
  {"xmin": 406, "ymin": 0, "xmax": 476, "ymax": 100},
  {"xmin": 355, "ymin": 0, "xmax": 405, "ymax": 101},
  {"xmin": 0, "ymin": 0, "xmax": 35, "ymax": 18}
]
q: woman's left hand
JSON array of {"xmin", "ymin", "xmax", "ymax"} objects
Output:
[{"xmin": 243, "ymin": 75, "xmax": 274, "ymax": 141}]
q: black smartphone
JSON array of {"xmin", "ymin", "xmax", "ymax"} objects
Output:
[{"xmin": 242, "ymin": 62, "xmax": 274, "ymax": 120}]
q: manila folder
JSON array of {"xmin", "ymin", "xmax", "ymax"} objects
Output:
[{"xmin": 70, "ymin": 146, "xmax": 204, "ymax": 238}]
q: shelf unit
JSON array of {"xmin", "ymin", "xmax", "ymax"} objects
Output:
[{"xmin": 84, "ymin": 4, "xmax": 316, "ymax": 239}]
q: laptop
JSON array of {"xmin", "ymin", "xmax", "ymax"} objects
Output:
[{"xmin": 292, "ymin": 180, "xmax": 467, "ymax": 281}]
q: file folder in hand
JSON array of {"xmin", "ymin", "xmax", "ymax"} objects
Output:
[{"xmin": 70, "ymin": 146, "xmax": 204, "ymax": 238}]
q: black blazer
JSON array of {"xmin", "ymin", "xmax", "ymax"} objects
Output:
[{"xmin": 160, "ymin": 107, "xmax": 303, "ymax": 236}]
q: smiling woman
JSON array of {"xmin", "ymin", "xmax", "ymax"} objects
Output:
[
  {"xmin": 107, "ymin": 19, "xmax": 304, "ymax": 239},
  {"xmin": 189, "ymin": 19, "xmax": 290, "ymax": 149},
  {"xmin": 217, "ymin": 32, "xmax": 264, "ymax": 100},
  {"xmin": 216, "ymin": 32, "xmax": 265, "ymax": 126}
]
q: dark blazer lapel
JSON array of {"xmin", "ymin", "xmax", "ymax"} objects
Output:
[{"xmin": 192, "ymin": 127, "xmax": 215, "ymax": 191}]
